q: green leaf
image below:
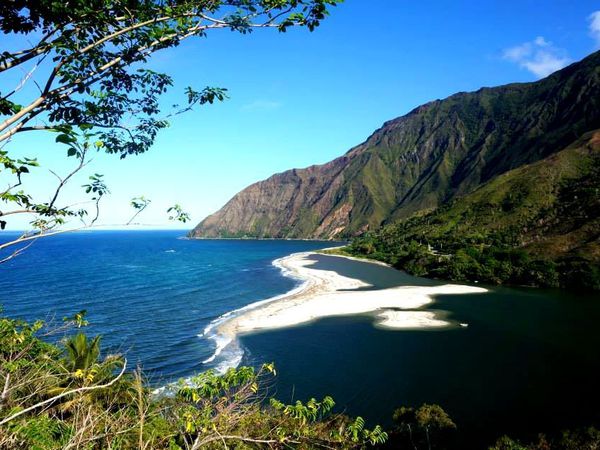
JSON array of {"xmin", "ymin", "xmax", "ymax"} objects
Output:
[{"xmin": 56, "ymin": 134, "xmax": 77, "ymax": 145}]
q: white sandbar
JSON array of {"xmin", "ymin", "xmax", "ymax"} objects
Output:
[{"xmin": 215, "ymin": 251, "xmax": 487, "ymax": 340}]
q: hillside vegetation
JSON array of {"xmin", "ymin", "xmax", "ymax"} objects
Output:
[{"xmin": 345, "ymin": 131, "xmax": 600, "ymax": 290}]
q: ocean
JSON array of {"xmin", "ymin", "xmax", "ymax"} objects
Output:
[
  {"xmin": 0, "ymin": 230, "xmax": 333, "ymax": 380},
  {"xmin": 2, "ymin": 230, "xmax": 600, "ymax": 448}
]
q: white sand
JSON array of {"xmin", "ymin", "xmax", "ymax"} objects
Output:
[{"xmin": 215, "ymin": 251, "xmax": 487, "ymax": 340}]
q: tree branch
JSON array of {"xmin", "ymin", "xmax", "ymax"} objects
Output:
[
  {"xmin": 0, "ymin": 26, "xmax": 59, "ymax": 72},
  {"xmin": 0, "ymin": 359, "xmax": 127, "ymax": 426}
]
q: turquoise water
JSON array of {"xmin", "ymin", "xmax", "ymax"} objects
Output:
[{"xmin": 2, "ymin": 232, "xmax": 600, "ymax": 448}]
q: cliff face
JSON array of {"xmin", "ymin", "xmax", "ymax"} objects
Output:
[{"xmin": 191, "ymin": 51, "xmax": 600, "ymax": 239}]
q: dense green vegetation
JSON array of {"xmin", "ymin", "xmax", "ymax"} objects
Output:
[
  {"xmin": 0, "ymin": 311, "xmax": 389, "ymax": 449},
  {"xmin": 388, "ymin": 404, "xmax": 456, "ymax": 450},
  {"xmin": 345, "ymin": 132, "xmax": 600, "ymax": 290}
]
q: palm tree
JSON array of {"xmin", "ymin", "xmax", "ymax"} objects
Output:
[
  {"xmin": 43, "ymin": 333, "xmax": 132, "ymax": 417},
  {"xmin": 64, "ymin": 333, "xmax": 101, "ymax": 372}
]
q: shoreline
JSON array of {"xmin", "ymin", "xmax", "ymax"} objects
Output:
[
  {"xmin": 205, "ymin": 250, "xmax": 488, "ymax": 370},
  {"xmin": 315, "ymin": 247, "xmax": 394, "ymax": 268},
  {"xmin": 186, "ymin": 235, "xmax": 345, "ymax": 242}
]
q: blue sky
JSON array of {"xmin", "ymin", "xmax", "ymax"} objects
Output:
[{"xmin": 3, "ymin": 0, "xmax": 600, "ymax": 230}]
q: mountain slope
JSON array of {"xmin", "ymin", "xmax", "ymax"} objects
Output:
[
  {"xmin": 344, "ymin": 130, "xmax": 600, "ymax": 290},
  {"xmin": 191, "ymin": 51, "xmax": 600, "ymax": 239}
]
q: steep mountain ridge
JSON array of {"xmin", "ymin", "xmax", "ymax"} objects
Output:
[
  {"xmin": 191, "ymin": 50, "xmax": 600, "ymax": 239},
  {"xmin": 345, "ymin": 130, "xmax": 600, "ymax": 289}
]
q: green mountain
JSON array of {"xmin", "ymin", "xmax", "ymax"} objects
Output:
[
  {"xmin": 344, "ymin": 130, "xmax": 600, "ymax": 289},
  {"xmin": 191, "ymin": 51, "xmax": 600, "ymax": 240}
]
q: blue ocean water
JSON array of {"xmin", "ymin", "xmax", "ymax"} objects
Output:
[{"xmin": 0, "ymin": 230, "xmax": 332, "ymax": 381}]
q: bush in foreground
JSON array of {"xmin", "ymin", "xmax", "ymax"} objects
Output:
[{"xmin": 0, "ymin": 312, "xmax": 387, "ymax": 449}]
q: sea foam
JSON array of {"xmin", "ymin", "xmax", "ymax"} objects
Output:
[{"xmin": 199, "ymin": 253, "xmax": 309, "ymax": 373}]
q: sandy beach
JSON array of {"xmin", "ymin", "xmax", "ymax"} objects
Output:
[{"xmin": 214, "ymin": 251, "xmax": 488, "ymax": 343}]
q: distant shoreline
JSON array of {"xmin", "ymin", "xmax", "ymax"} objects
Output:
[
  {"xmin": 186, "ymin": 235, "xmax": 346, "ymax": 242},
  {"xmin": 315, "ymin": 247, "xmax": 393, "ymax": 268}
]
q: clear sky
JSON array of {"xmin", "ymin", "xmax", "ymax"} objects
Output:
[{"xmin": 3, "ymin": 0, "xmax": 600, "ymax": 230}]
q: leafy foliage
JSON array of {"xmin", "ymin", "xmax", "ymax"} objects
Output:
[
  {"xmin": 346, "ymin": 132, "xmax": 600, "ymax": 291},
  {"xmin": 390, "ymin": 404, "xmax": 456, "ymax": 450},
  {"xmin": 167, "ymin": 204, "xmax": 191, "ymax": 223},
  {"xmin": 0, "ymin": 311, "xmax": 386, "ymax": 449}
]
